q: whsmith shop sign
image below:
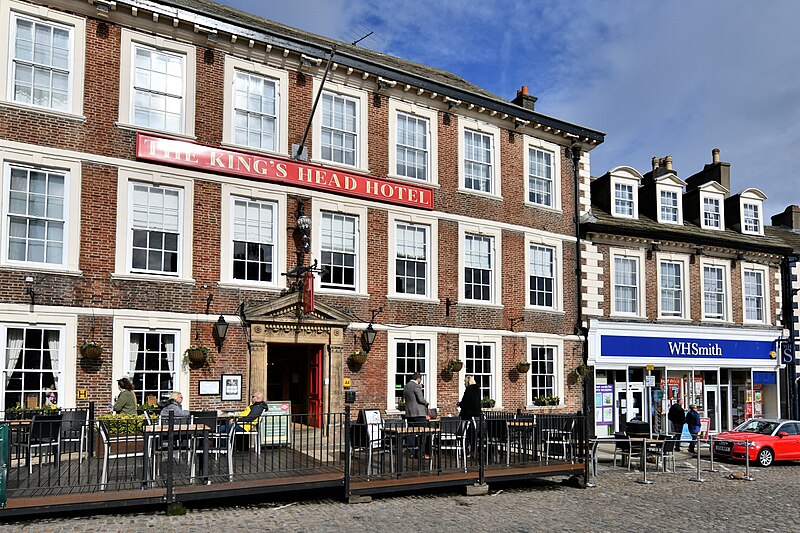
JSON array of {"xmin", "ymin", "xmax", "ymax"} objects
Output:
[
  {"xmin": 136, "ymin": 134, "xmax": 434, "ymax": 210},
  {"xmin": 600, "ymin": 335, "xmax": 774, "ymax": 360}
]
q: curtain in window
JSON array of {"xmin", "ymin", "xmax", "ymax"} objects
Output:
[
  {"xmin": 164, "ymin": 335, "xmax": 174, "ymax": 375},
  {"xmin": 46, "ymin": 330, "xmax": 60, "ymax": 389},
  {"xmin": 5, "ymin": 329, "xmax": 23, "ymax": 386},
  {"xmin": 128, "ymin": 334, "xmax": 141, "ymax": 376}
]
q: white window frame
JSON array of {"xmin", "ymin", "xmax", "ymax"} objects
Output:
[
  {"xmin": 741, "ymin": 202, "xmax": 762, "ymax": 235},
  {"xmin": 656, "ymin": 252, "xmax": 691, "ymax": 320},
  {"xmin": 219, "ymin": 184, "xmax": 286, "ymax": 290},
  {"xmin": 386, "ymin": 329, "xmax": 437, "ymax": 413},
  {"xmin": 0, "ymin": 0, "xmax": 85, "ymax": 117},
  {"xmin": 114, "ymin": 169, "xmax": 194, "ymax": 282},
  {"xmin": 113, "ymin": 315, "xmax": 189, "ymax": 406},
  {"xmin": 741, "ymin": 262, "xmax": 769, "ymax": 324},
  {"xmin": 0, "ymin": 322, "xmax": 67, "ymax": 411},
  {"xmin": 700, "ymin": 191, "xmax": 725, "ymax": 230},
  {"xmin": 222, "ymin": 56, "xmax": 288, "ymax": 155},
  {"xmin": 310, "ymin": 80, "xmax": 368, "ymax": 172},
  {"xmin": 0, "ymin": 154, "xmax": 81, "ymax": 273},
  {"xmin": 525, "ymin": 234, "xmax": 564, "ymax": 312},
  {"xmin": 610, "ymin": 248, "xmax": 645, "ymax": 317},
  {"xmin": 311, "ymin": 199, "xmax": 367, "ymax": 296},
  {"xmin": 459, "ymin": 334, "xmax": 502, "ymax": 409},
  {"xmin": 458, "ymin": 223, "xmax": 502, "ymax": 307},
  {"xmin": 457, "ymin": 117, "xmax": 501, "ymax": 199},
  {"xmin": 612, "ymin": 182, "xmax": 635, "ymax": 218},
  {"xmin": 525, "ymin": 337, "xmax": 563, "ymax": 408},
  {"xmin": 118, "ymin": 29, "xmax": 196, "ymax": 138},
  {"xmin": 388, "ymin": 100, "xmax": 438, "ymax": 185},
  {"xmin": 387, "ymin": 211, "xmax": 438, "ymax": 302},
  {"xmin": 700, "ymin": 257, "xmax": 732, "ymax": 322},
  {"xmin": 523, "ymin": 136, "xmax": 561, "ymax": 211},
  {"xmin": 658, "ymin": 188, "xmax": 681, "ymax": 224}
]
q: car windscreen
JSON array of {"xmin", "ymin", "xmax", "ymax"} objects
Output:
[{"xmin": 734, "ymin": 420, "xmax": 778, "ymax": 435}]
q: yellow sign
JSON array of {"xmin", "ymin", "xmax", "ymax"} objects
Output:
[
  {"xmin": 646, "ymin": 365, "xmax": 654, "ymax": 371},
  {"xmin": 343, "ymin": 378, "xmax": 351, "ymax": 388},
  {"xmin": 77, "ymin": 389, "xmax": 88, "ymax": 400}
]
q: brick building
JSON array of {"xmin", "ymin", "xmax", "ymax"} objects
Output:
[
  {"xmin": 0, "ymin": 0, "xmax": 604, "ymax": 422},
  {"xmin": 582, "ymin": 150, "xmax": 792, "ymax": 437}
]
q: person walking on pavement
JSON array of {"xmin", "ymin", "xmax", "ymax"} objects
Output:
[
  {"xmin": 686, "ymin": 404, "xmax": 701, "ymax": 454},
  {"xmin": 403, "ymin": 372, "xmax": 430, "ymax": 458},
  {"xmin": 667, "ymin": 400, "xmax": 686, "ymax": 451}
]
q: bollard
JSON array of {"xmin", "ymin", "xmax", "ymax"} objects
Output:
[
  {"xmin": 689, "ymin": 438, "xmax": 705, "ymax": 482},
  {"xmin": 705, "ymin": 435, "xmax": 718, "ymax": 473},
  {"xmin": 635, "ymin": 438, "xmax": 653, "ymax": 485},
  {"xmin": 743, "ymin": 439, "xmax": 754, "ymax": 481}
]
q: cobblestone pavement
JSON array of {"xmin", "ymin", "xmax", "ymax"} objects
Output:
[{"xmin": 2, "ymin": 452, "xmax": 795, "ymax": 533}]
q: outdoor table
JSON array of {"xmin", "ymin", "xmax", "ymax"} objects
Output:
[
  {"xmin": 143, "ymin": 424, "xmax": 210, "ymax": 484},
  {"xmin": 382, "ymin": 426, "xmax": 440, "ymax": 476}
]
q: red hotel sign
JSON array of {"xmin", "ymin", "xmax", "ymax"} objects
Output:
[{"xmin": 136, "ymin": 134, "xmax": 434, "ymax": 210}]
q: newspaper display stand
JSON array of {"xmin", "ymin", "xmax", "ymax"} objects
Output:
[{"xmin": 259, "ymin": 401, "xmax": 292, "ymax": 446}]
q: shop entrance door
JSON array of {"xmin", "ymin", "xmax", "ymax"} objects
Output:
[
  {"xmin": 720, "ymin": 386, "xmax": 730, "ymax": 431},
  {"xmin": 616, "ymin": 386, "xmax": 644, "ymax": 433},
  {"xmin": 705, "ymin": 385, "xmax": 719, "ymax": 433}
]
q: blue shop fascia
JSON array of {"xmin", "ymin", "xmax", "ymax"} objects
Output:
[{"xmin": 587, "ymin": 319, "xmax": 784, "ymax": 437}]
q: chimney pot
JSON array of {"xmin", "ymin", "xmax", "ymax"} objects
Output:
[
  {"xmin": 652, "ymin": 157, "xmax": 659, "ymax": 170},
  {"xmin": 712, "ymin": 148, "xmax": 720, "ymax": 164},
  {"xmin": 664, "ymin": 155, "xmax": 673, "ymax": 170},
  {"xmin": 521, "ymin": 85, "xmax": 528, "ymax": 95}
]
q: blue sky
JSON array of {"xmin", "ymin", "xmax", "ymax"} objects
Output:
[{"xmin": 218, "ymin": 0, "xmax": 800, "ymax": 220}]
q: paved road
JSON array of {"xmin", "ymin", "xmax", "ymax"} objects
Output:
[{"xmin": 2, "ymin": 451, "xmax": 794, "ymax": 532}]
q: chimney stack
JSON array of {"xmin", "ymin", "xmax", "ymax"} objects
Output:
[
  {"xmin": 511, "ymin": 85, "xmax": 537, "ymax": 111},
  {"xmin": 664, "ymin": 155, "xmax": 673, "ymax": 171},
  {"xmin": 771, "ymin": 205, "xmax": 800, "ymax": 230},
  {"xmin": 712, "ymin": 148, "xmax": 720, "ymax": 164}
]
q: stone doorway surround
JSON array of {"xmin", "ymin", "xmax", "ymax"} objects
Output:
[{"xmin": 241, "ymin": 292, "xmax": 352, "ymax": 418}]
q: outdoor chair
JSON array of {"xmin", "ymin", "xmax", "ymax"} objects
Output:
[
  {"xmin": 60, "ymin": 409, "xmax": 88, "ymax": 463},
  {"xmin": 26, "ymin": 414, "xmax": 63, "ymax": 474},
  {"xmin": 612, "ymin": 432, "xmax": 633, "ymax": 469},
  {"xmin": 648, "ymin": 435, "xmax": 678, "ymax": 473},
  {"xmin": 481, "ymin": 418, "xmax": 509, "ymax": 465},
  {"xmin": 544, "ymin": 418, "xmax": 575, "ymax": 461},
  {"xmin": 437, "ymin": 416, "xmax": 468, "ymax": 471},
  {"xmin": 349, "ymin": 422, "xmax": 386, "ymax": 476},
  {"xmin": 97, "ymin": 420, "xmax": 145, "ymax": 490},
  {"xmin": 233, "ymin": 414, "xmax": 262, "ymax": 455}
]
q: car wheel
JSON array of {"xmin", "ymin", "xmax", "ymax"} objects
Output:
[{"xmin": 757, "ymin": 447, "xmax": 774, "ymax": 467}]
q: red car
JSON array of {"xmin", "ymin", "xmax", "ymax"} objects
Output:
[{"xmin": 713, "ymin": 418, "xmax": 800, "ymax": 467}]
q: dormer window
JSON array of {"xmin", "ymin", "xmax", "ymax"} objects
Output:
[
  {"xmin": 742, "ymin": 203, "xmax": 760, "ymax": 234},
  {"xmin": 702, "ymin": 197, "xmax": 721, "ymax": 229},
  {"xmin": 660, "ymin": 190, "xmax": 679, "ymax": 223},
  {"xmin": 614, "ymin": 183, "xmax": 634, "ymax": 216}
]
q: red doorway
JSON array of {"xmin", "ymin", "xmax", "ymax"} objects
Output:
[{"xmin": 267, "ymin": 344, "xmax": 323, "ymax": 427}]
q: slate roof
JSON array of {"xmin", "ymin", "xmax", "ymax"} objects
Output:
[
  {"xmin": 585, "ymin": 206, "xmax": 793, "ymax": 255},
  {"xmin": 128, "ymin": 0, "xmax": 604, "ymax": 142}
]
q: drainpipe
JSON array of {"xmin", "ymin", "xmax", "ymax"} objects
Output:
[{"xmin": 571, "ymin": 141, "xmax": 591, "ymax": 485}]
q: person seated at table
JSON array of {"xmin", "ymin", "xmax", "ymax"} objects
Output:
[
  {"xmin": 229, "ymin": 392, "xmax": 268, "ymax": 431},
  {"xmin": 112, "ymin": 377, "xmax": 137, "ymax": 415},
  {"xmin": 159, "ymin": 391, "xmax": 190, "ymax": 424}
]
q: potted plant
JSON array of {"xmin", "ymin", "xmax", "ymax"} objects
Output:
[
  {"xmin": 546, "ymin": 395, "xmax": 560, "ymax": 406},
  {"xmin": 349, "ymin": 349, "xmax": 368, "ymax": 365},
  {"xmin": 447, "ymin": 359, "xmax": 464, "ymax": 372},
  {"xmin": 80, "ymin": 340, "xmax": 103, "ymax": 360},
  {"xmin": 396, "ymin": 398, "xmax": 406, "ymax": 412},
  {"xmin": 533, "ymin": 396, "xmax": 547, "ymax": 406},
  {"xmin": 5, "ymin": 404, "xmax": 60, "ymax": 420},
  {"xmin": 481, "ymin": 397, "xmax": 496, "ymax": 409},
  {"xmin": 183, "ymin": 344, "xmax": 213, "ymax": 367},
  {"xmin": 96, "ymin": 413, "xmax": 147, "ymax": 458},
  {"xmin": 516, "ymin": 361, "xmax": 531, "ymax": 373}
]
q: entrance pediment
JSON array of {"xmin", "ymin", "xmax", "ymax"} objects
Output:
[{"xmin": 242, "ymin": 292, "xmax": 353, "ymax": 329}]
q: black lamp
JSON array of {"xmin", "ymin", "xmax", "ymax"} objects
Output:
[
  {"xmin": 363, "ymin": 324, "xmax": 377, "ymax": 353},
  {"xmin": 213, "ymin": 315, "xmax": 228, "ymax": 352},
  {"xmin": 295, "ymin": 202, "xmax": 312, "ymax": 253}
]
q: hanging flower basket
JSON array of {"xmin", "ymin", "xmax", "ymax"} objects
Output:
[
  {"xmin": 349, "ymin": 350, "xmax": 368, "ymax": 365},
  {"xmin": 184, "ymin": 345, "xmax": 213, "ymax": 367},
  {"xmin": 80, "ymin": 341, "xmax": 103, "ymax": 360},
  {"xmin": 574, "ymin": 364, "xmax": 590, "ymax": 379},
  {"xmin": 447, "ymin": 360, "xmax": 463, "ymax": 372},
  {"xmin": 516, "ymin": 361, "xmax": 531, "ymax": 373}
]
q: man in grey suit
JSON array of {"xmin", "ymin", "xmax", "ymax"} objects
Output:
[{"xmin": 403, "ymin": 372, "xmax": 430, "ymax": 458}]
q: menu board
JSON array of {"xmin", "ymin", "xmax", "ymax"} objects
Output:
[
  {"xmin": 595, "ymin": 384, "xmax": 614, "ymax": 425},
  {"xmin": 259, "ymin": 401, "xmax": 292, "ymax": 446}
]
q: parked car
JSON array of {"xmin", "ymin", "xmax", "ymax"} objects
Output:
[{"xmin": 713, "ymin": 418, "xmax": 800, "ymax": 467}]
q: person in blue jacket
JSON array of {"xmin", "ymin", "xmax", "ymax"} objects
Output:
[{"xmin": 686, "ymin": 404, "xmax": 701, "ymax": 454}]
